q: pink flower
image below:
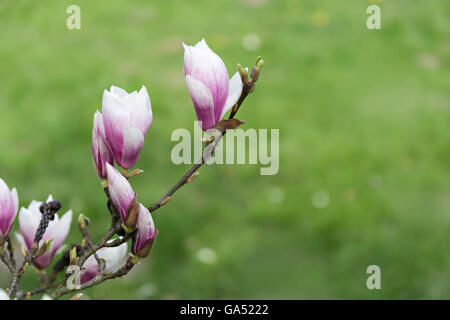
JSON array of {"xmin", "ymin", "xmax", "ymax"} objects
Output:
[
  {"xmin": 102, "ymin": 85, "xmax": 153, "ymax": 169},
  {"xmin": 106, "ymin": 163, "xmax": 138, "ymax": 228},
  {"xmin": 133, "ymin": 204, "xmax": 156, "ymax": 258},
  {"xmin": 80, "ymin": 242, "xmax": 128, "ymax": 283},
  {"xmin": 183, "ymin": 39, "xmax": 244, "ymax": 131},
  {"xmin": 92, "ymin": 111, "xmax": 114, "ymax": 179},
  {"xmin": 0, "ymin": 178, "xmax": 19, "ymax": 238},
  {"xmin": 17, "ymin": 195, "xmax": 72, "ymax": 269}
]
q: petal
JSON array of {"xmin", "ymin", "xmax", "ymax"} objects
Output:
[
  {"xmin": 102, "ymin": 90, "xmax": 132, "ymax": 160},
  {"xmin": 219, "ymin": 70, "xmax": 245, "ymax": 120},
  {"xmin": 0, "ymin": 289, "xmax": 10, "ymax": 300},
  {"xmin": 48, "ymin": 210, "xmax": 72, "ymax": 253},
  {"xmin": 18, "ymin": 207, "xmax": 39, "ymax": 249},
  {"xmin": 183, "ymin": 43, "xmax": 192, "ymax": 75},
  {"xmin": 134, "ymin": 204, "xmax": 156, "ymax": 254},
  {"xmin": 94, "ymin": 111, "xmax": 107, "ymax": 140},
  {"xmin": 128, "ymin": 86, "xmax": 153, "ymax": 136},
  {"xmin": 81, "ymin": 242, "xmax": 128, "ymax": 283},
  {"xmin": 93, "ymin": 112, "xmax": 114, "ymax": 178},
  {"xmin": 0, "ymin": 180, "xmax": 14, "ymax": 236},
  {"xmin": 11, "ymin": 188, "xmax": 18, "ymax": 215},
  {"xmin": 0, "ymin": 178, "xmax": 9, "ymax": 196},
  {"xmin": 99, "ymin": 242, "xmax": 128, "ymax": 272},
  {"xmin": 28, "ymin": 200, "xmax": 42, "ymax": 213},
  {"xmin": 1, "ymin": 187, "xmax": 19, "ymax": 236},
  {"xmin": 185, "ymin": 75, "xmax": 216, "ymax": 131},
  {"xmin": 110, "ymin": 85, "xmax": 129, "ymax": 99},
  {"xmin": 106, "ymin": 163, "xmax": 135, "ymax": 222},
  {"xmin": 120, "ymin": 126, "xmax": 145, "ymax": 169},
  {"xmin": 194, "ymin": 38, "xmax": 210, "ymax": 50},
  {"xmin": 81, "ymin": 254, "xmax": 99, "ymax": 283}
]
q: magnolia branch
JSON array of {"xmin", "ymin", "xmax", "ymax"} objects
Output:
[
  {"xmin": 51, "ymin": 60, "xmax": 262, "ymax": 299},
  {"xmin": 148, "ymin": 59, "xmax": 263, "ymax": 214},
  {"xmin": 0, "ymin": 237, "xmax": 15, "ymax": 275},
  {"xmin": 1, "ymin": 55, "xmax": 262, "ymax": 300},
  {"xmin": 51, "ymin": 256, "xmax": 136, "ymax": 299}
]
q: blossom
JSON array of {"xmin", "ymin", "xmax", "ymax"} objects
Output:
[
  {"xmin": 80, "ymin": 242, "xmax": 128, "ymax": 283},
  {"xmin": 106, "ymin": 163, "xmax": 139, "ymax": 228},
  {"xmin": 183, "ymin": 39, "xmax": 244, "ymax": 131},
  {"xmin": 133, "ymin": 204, "xmax": 156, "ymax": 258},
  {"xmin": 17, "ymin": 195, "xmax": 72, "ymax": 269},
  {"xmin": 102, "ymin": 85, "xmax": 153, "ymax": 169},
  {"xmin": 92, "ymin": 111, "xmax": 114, "ymax": 179},
  {"xmin": 0, "ymin": 178, "xmax": 18, "ymax": 238}
]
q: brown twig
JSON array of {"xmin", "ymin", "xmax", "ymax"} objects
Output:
[
  {"xmin": 0, "ymin": 237, "xmax": 15, "ymax": 274},
  {"xmin": 51, "ymin": 256, "xmax": 136, "ymax": 299},
  {"xmin": 79, "ymin": 220, "xmax": 104, "ymax": 272},
  {"xmin": 8, "ymin": 243, "xmax": 38, "ymax": 297},
  {"xmin": 15, "ymin": 281, "xmax": 63, "ymax": 300}
]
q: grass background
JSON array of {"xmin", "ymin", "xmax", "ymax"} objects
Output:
[{"xmin": 0, "ymin": 0, "xmax": 449, "ymax": 299}]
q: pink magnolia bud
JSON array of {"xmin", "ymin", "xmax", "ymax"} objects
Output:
[
  {"xmin": 102, "ymin": 85, "xmax": 153, "ymax": 169},
  {"xmin": 17, "ymin": 195, "xmax": 72, "ymax": 269},
  {"xmin": 106, "ymin": 163, "xmax": 139, "ymax": 228},
  {"xmin": 183, "ymin": 39, "xmax": 244, "ymax": 131},
  {"xmin": 133, "ymin": 204, "xmax": 156, "ymax": 258},
  {"xmin": 92, "ymin": 111, "xmax": 114, "ymax": 179},
  {"xmin": 0, "ymin": 178, "xmax": 19, "ymax": 238},
  {"xmin": 81, "ymin": 242, "xmax": 128, "ymax": 283}
]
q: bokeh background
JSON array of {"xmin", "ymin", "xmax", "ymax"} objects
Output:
[{"xmin": 1, "ymin": 0, "xmax": 449, "ymax": 299}]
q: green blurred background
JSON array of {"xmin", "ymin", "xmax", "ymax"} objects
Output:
[{"xmin": 1, "ymin": 0, "xmax": 449, "ymax": 299}]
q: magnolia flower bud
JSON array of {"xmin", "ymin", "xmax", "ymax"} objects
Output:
[
  {"xmin": 16, "ymin": 195, "xmax": 72, "ymax": 269},
  {"xmin": 133, "ymin": 204, "xmax": 156, "ymax": 258},
  {"xmin": 80, "ymin": 242, "xmax": 128, "ymax": 283},
  {"xmin": 106, "ymin": 163, "xmax": 139, "ymax": 228},
  {"xmin": 92, "ymin": 111, "xmax": 114, "ymax": 179},
  {"xmin": 102, "ymin": 85, "xmax": 153, "ymax": 169},
  {"xmin": 183, "ymin": 39, "xmax": 244, "ymax": 131},
  {"xmin": 0, "ymin": 178, "xmax": 19, "ymax": 238}
]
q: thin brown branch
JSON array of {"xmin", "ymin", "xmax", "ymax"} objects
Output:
[
  {"xmin": 51, "ymin": 256, "xmax": 136, "ymax": 299},
  {"xmin": 8, "ymin": 243, "xmax": 38, "ymax": 297},
  {"xmin": 75, "ymin": 216, "xmax": 122, "ymax": 270},
  {"xmin": 15, "ymin": 281, "xmax": 63, "ymax": 300},
  {"xmin": 0, "ymin": 250, "xmax": 15, "ymax": 274},
  {"xmin": 79, "ymin": 221, "xmax": 104, "ymax": 272}
]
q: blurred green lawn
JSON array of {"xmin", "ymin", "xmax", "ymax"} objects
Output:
[{"xmin": 0, "ymin": 0, "xmax": 449, "ymax": 299}]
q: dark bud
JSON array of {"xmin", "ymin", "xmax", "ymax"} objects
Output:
[
  {"xmin": 213, "ymin": 118, "xmax": 245, "ymax": 132},
  {"xmin": 39, "ymin": 200, "xmax": 62, "ymax": 220},
  {"xmin": 250, "ymin": 66, "xmax": 260, "ymax": 82},
  {"xmin": 237, "ymin": 64, "xmax": 249, "ymax": 85}
]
